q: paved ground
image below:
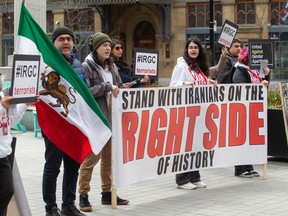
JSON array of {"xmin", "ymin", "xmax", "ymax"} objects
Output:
[{"xmin": 11, "ymin": 130, "xmax": 288, "ymax": 216}]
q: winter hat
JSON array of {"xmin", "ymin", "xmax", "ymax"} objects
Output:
[
  {"xmin": 52, "ymin": 26, "xmax": 74, "ymax": 43},
  {"xmin": 91, "ymin": 32, "xmax": 111, "ymax": 52}
]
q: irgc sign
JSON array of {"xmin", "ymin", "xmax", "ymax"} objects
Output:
[
  {"xmin": 217, "ymin": 20, "xmax": 239, "ymax": 48},
  {"xmin": 10, "ymin": 54, "xmax": 40, "ymax": 103},
  {"xmin": 133, "ymin": 48, "xmax": 159, "ymax": 79}
]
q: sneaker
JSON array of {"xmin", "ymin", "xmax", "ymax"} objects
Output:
[
  {"xmin": 249, "ymin": 170, "xmax": 260, "ymax": 177},
  {"xmin": 46, "ymin": 206, "xmax": 60, "ymax": 216},
  {"xmin": 101, "ymin": 192, "xmax": 129, "ymax": 205},
  {"xmin": 193, "ymin": 181, "xmax": 207, "ymax": 188},
  {"xmin": 61, "ymin": 204, "xmax": 86, "ymax": 216},
  {"xmin": 236, "ymin": 171, "xmax": 253, "ymax": 178},
  {"xmin": 176, "ymin": 182, "xmax": 197, "ymax": 190},
  {"xmin": 79, "ymin": 194, "xmax": 92, "ymax": 212}
]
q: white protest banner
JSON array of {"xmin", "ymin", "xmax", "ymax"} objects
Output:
[
  {"xmin": 217, "ymin": 20, "xmax": 239, "ymax": 48},
  {"xmin": 133, "ymin": 48, "xmax": 158, "ymax": 78},
  {"xmin": 112, "ymin": 84, "xmax": 267, "ymax": 188},
  {"xmin": 10, "ymin": 54, "xmax": 40, "ymax": 104}
]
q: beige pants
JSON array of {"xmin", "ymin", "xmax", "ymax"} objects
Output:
[{"xmin": 78, "ymin": 138, "xmax": 111, "ymax": 195}]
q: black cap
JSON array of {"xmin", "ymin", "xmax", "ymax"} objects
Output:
[{"xmin": 52, "ymin": 26, "xmax": 74, "ymax": 43}]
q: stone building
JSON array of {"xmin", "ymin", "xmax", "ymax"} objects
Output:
[{"xmin": 1, "ymin": 0, "xmax": 288, "ymax": 83}]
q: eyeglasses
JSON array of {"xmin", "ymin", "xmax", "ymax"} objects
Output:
[
  {"xmin": 57, "ymin": 36, "xmax": 73, "ymax": 42},
  {"xmin": 115, "ymin": 46, "xmax": 123, "ymax": 51},
  {"xmin": 189, "ymin": 46, "xmax": 199, "ymax": 50}
]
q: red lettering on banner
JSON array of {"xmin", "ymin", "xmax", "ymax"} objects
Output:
[
  {"xmin": 122, "ymin": 112, "xmax": 138, "ymax": 164},
  {"xmin": 219, "ymin": 104, "xmax": 227, "ymax": 147},
  {"xmin": 185, "ymin": 106, "xmax": 201, "ymax": 152},
  {"xmin": 229, "ymin": 103, "xmax": 247, "ymax": 146},
  {"xmin": 136, "ymin": 110, "xmax": 150, "ymax": 159},
  {"xmin": 148, "ymin": 108, "xmax": 167, "ymax": 158},
  {"xmin": 165, "ymin": 107, "xmax": 185, "ymax": 155},
  {"xmin": 249, "ymin": 103, "xmax": 265, "ymax": 145},
  {"xmin": 203, "ymin": 104, "xmax": 219, "ymax": 149}
]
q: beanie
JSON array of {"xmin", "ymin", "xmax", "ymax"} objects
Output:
[
  {"xmin": 92, "ymin": 32, "xmax": 111, "ymax": 52},
  {"xmin": 52, "ymin": 26, "xmax": 74, "ymax": 43}
]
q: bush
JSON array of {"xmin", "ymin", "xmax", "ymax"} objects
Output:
[{"xmin": 267, "ymin": 90, "xmax": 282, "ymax": 109}]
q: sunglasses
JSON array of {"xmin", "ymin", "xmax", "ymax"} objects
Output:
[
  {"xmin": 57, "ymin": 36, "xmax": 73, "ymax": 42},
  {"xmin": 115, "ymin": 46, "xmax": 123, "ymax": 51}
]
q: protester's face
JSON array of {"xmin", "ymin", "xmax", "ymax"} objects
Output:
[
  {"xmin": 188, "ymin": 41, "xmax": 199, "ymax": 59},
  {"xmin": 112, "ymin": 43, "xmax": 123, "ymax": 59},
  {"xmin": 229, "ymin": 42, "xmax": 242, "ymax": 57},
  {"xmin": 54, "ymin": 34, "xmax": 73, "ymax": 59},
  {"xmin": 96, "ymin": 42, "xmax": 111, "ymax": 62}
]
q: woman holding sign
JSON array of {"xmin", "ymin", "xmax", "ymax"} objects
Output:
[
  {"xmin": 169, "ymin": 37, "xmax": 224, "ymax": 190},
  {"xmin": 232, "ymin": 46, "xmax": 269, "ymax": 178},
  {"xmin": 110, "ymin": 39, "xmax": 149, "ymax": 88}
]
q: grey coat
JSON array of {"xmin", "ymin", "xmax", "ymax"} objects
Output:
[{"xmin": 83, "ymin": 54, "xmax": 123, "ymax": 123}]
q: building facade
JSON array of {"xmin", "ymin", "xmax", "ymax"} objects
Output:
[{"xmin": 1, "ymin": 0, "xmax": 288, "ymax": 82}]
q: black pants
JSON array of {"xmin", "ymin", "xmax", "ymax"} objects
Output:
[
  {"xmin": 176, "ymin": 171, "xmax": 201, "ymax": 186},
  {"xmin": 42, "ymin": 132, "xmax": 80, "ymax": 212},
  {"xmin": 0, "ymin": 157, "xmax": 14, "ymax": 216},
  {"xmin": 234, "ymin": 165, "xmax": 254, "ymax": 176}
]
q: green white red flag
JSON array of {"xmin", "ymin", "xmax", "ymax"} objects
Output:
[{"xmin": 15, "ymin": 3, "xmax": 111, "ymax": 163}]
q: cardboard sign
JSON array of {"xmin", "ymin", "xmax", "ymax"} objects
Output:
[
  {"xmin": 248, "ymin": 39, "xmax": 275, "ymax": 70},
  {"xmin": 133, "ymin": 48, "xmax": 158, "ymax": 78},
  {"xmin": 217, "ymin": 20, "xmax": 239, "ymax": 48},
  {"xmin": 10, "ymin": 54, "xmax": 40, "ymax": 104}
]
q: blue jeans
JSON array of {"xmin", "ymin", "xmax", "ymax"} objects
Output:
[{"xmin": 42, "ymin": 132, "xmax": 80, "ymax": 211}]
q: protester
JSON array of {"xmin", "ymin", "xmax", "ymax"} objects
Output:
[
  {"xmin": 78, "ymin": 32, "xmax": 129, "ymax": 212},
  {"xmin": 42, "ymin": 26, "xmax": 86, "ymax": 216},
  {"xmin": 0, "ymin": 82, "xmax": 38, "ymax": 216},
  {"xmin": 232, "ymin": 46, "xmax": 269, "ymax": 178},
  {"xmin": 170, "ymin": 37, "xmax": 220, "ymax": 190},
  {"xmin": 216, "ymin": 38, "xmax": 243, "ymax": 83},
  {"xmin": 110, "ymin": 39, "xmax": 149, "ymax": 88}
]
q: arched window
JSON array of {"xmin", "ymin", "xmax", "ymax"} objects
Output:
[
  {"xmin": 236, "ymin": 1, "xmax": 255, "ymax": 24},
  {"xmin": 187, "ymin": 2, "xmax": 222, "ymax": 28}
]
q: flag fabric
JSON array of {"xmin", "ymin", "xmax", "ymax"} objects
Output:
[
  {"xmin": 280, "ymin": 3, "xmax": 288, "ymax": 24},
  {"xmin": 15, "ymin": 3, "xmax": 111, "ymax": 163}
]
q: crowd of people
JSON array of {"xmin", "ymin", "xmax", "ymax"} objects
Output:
[{"xmin": 0, "ymin": 26, "xmax": 270, "ymax": 216}]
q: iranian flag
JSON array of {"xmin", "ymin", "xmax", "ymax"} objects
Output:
[{"xmin": 15, "ymin": 3, "xmax": 111, "ymax": 163}]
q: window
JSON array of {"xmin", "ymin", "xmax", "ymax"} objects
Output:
[
  {"xmin": 64, "ymin": 8, "xmax": 94, "ymax": 32},
  {"xmin": 271, "ymin": 1, "xmax": 287, "ymax": 25},
  {"xmin": 187, "ymin": 2, "xmax": 222, "ymax": 28},
  {"xmin": 47, "ymin": 11, "xmax": 54, "ymax": 33},
  {"xmin": 236, "ymin": 1, "xmax": 255, "ymax": 24},
  {"xmin": 2, "ymin": 13, "xmax": 14, "ymax": 34}
]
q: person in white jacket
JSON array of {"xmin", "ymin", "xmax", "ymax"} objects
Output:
[
  {"xmin": 170, "ymin": 37, "xmax": 223, "ymax": 190},
  {"xmin": 0, "ymin": 85, "xmax": 36, "ymax": 215}
]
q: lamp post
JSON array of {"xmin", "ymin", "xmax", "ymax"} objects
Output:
[{"xmin": 209, "ymin": 0, "xmax": 214, "ymax": 65}]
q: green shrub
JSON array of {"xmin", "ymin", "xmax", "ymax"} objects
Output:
[{"xmin": 267, "ymin": 90, "xmax": 282, "ymax": 109}]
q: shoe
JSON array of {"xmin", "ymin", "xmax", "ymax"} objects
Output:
[
  {"xmin": 249, "ymin": 170, "xmax": 260, "ymax": 177},
  {"xmin": 192, "ymin": 181, "xmax": 207, "ymax": 188},
  {"xmin": 101, "ymin": 192, "xmax": 129, "ymax": 205},
  {"xmin": 60, "ymin": 203, "xmax": 86, "ymax": 216},
  {"xmin": 79, "ymin": 194, "xmax": 92, "ymax": 212},
  {"xmin": 46, "ymin": 206, "xmax": 60, "ymax": 216},
  {"xmin": 236, "ymin": 171, "xmax": 253, "ymax": 178},
  {"xmin": 176, "ymin": 182, "xmax": 197, "ymax": 190}
]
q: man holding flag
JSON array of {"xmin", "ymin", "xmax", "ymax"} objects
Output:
[
  {"xmin": 16, "ymin": 3, "xmax": 112, "ymax": 216},
  {"xmin": 41, "ymin": 27, "xmax": 86, "ymax": 216}
]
